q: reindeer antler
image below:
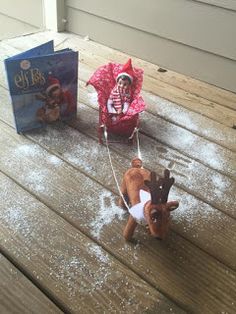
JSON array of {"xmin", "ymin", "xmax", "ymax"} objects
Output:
[
  {"xmin": 144, "ymin": 171, "xmax": 162, "ymax": 204},
  {"xmin": 144, "ymin": 169, "xmax": 175, "ymax": 204},
  {"xmin": 160, "ymin": 169, "xmax": 175, "ymax": 203}
]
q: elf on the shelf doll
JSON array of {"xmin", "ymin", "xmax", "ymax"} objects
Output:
[{"xmin": 107, "ymin": 59, "xmax": 134, "ymax": 121}]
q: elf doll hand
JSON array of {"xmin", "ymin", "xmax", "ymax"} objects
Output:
[{"xmin": 123, "ymin": 102, "xmax": 129, "ymax": 114}]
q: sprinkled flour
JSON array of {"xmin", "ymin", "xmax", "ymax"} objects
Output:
[
  {"xmin": 88, "ymin": 243, "xmax": 110, "ymax": 264},
  {"xmin": 0, "ymin": 141, "xmax": 65, "ymax": 196},
  {"xmin": 15, "ymin": 143, "xmax": 42, "ymax": 157},
  {"xmin": 0, "ymin": 177, "xmax": 112, "ymax": 298},
  {"xmin": 48, "ymin": 155, "xmax": 63, "ymax": 166},
  {"xmin": 90, "ymin": 190, "xmax": 125, "ymax": 239},
  {"xmin": 144, "ymin": 91, "xmax": 236, "ymax": 150},
  {"xmin": 170, "ymin": 186, "xmax": 223, "ymax": 233},
  {"xmin": 88, "ymin": 92, "xmax": 98, "ymax": 106}
]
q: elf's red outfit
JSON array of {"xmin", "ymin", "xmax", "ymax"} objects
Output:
[
  {"xmin": 87, "ymin": 58, "xmax": 146, "ymax": 140},
  {"xmin": 46, "ymin": 76, "xmax": 76, "ymax": 116},
  {"xmin": 107, "ymin": 84, "xmax": 131, "ymax": 113}
]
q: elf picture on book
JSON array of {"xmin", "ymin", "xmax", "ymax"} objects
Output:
[
  {"xmin": 36, "ymin": 74, "xmax": 76, "ymax": 123},
  {"xmin": 4, "ymin": 41, "xmax": 78, "ymax": 133}
]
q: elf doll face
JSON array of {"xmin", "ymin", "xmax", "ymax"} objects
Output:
[
  {"xmin": 50, "ymin": 87, "xmax": 62, "ymax": 103},
  {"xmin": 117, "ymin": 77, "xmax": 131, "ymax": 91}
]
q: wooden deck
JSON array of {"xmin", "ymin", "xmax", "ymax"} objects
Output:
[{"xmin": 0, "ymin": 31, "xmax": 235, "ymax": 314}]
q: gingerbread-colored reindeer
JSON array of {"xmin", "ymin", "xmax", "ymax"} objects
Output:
[{"xmin": 120, "ymin": 158, "xmax": 179, "ymax": 241}]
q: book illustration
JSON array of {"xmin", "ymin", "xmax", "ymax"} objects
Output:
[
  {"xmin": 4, "ymin": 41, "xmax": 78, "ymax": 133},
  {"xmin": 36, "ymin": 75, "xmax": 75, "ymax": 123}
]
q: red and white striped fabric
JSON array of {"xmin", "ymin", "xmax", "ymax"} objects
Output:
[
  {"xmin": 109, "ymin": 85, "xmax": 131, "ymax": 112},
  {"xmin": 87, "ymin": 59, "xmax": 146, "ymax": 137}
]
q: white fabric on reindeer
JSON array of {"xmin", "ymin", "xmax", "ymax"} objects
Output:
[{"xmin": 128, "ymin": 190, "xmax": 151, "ymax": 225}]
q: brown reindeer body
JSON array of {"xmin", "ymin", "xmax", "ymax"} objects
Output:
[
  {"xmin": 120, "ymin": 158, "xmax": 179, "ymax": 241},
  {"xmin": 120, "ymin": 167, "xmax": 150, "ymax": 206}
]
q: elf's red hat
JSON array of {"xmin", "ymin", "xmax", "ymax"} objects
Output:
[
  {"xmin": 116, "ymin": 58, "xmax": 135, "ymax": 83},
  {"xmin": 46, "ymin": 76, "xmax": 60, "ymax": 94}
]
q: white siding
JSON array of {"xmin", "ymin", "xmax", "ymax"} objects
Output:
[
  {"xmin": 0, "ymin": 0, "xmax": 43, "ymax": 28},
  {"xmin": 193, "ymin": 0, "xmax": 236, "ymax": 10},
  {"xmin": 65, "ymin": 0, "xmax": 236, "ymax": 93}
]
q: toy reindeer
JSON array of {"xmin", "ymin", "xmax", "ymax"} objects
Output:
[{"xmin": 120, "ymin": 158, "xmax": 179, "ymax": 241}]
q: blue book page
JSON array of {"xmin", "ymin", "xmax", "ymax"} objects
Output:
[
  {"xmin": 6, "ymin": 41, "xmax": 54, "ymax": 60},
  {"xmin": 5, "ymin": 48, "xmax": 79, "ymax": 133}
]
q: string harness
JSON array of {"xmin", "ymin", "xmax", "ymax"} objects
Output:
[{"xmin": 103, "ymin": 126, "xmax": 142, "ymax": 211}]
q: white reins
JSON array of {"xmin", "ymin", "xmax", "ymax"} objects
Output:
[{"xmin": 103, "ymin": 126, "xmax": 142, "ymax": 210}]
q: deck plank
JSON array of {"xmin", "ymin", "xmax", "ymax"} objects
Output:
[
  {"xmin": 72, "ymin": 98, "xmax": 236, "ymax": 218},
  {"xmin": 0, "ymin": 121, "xmax": 235, "ymax": 313},
  {"xmin": 78, "ymin": 61, "xmax": 236, "ymax": 152},
  {"xmin": 1, "ymin": 30, "xmax": 236, "ymax": 313},
  {"xmin": 54, "ymin": 32, "xmax": 236, "ymax": 112},
  {"xmin": 1, "ymin": 37, "xmax": 236, "ymax": 178},
  {"xmin": 76, "ymin": 51, "xmax": 236, "ymax": 127},
  {"xmin": 1, "ymin": 71, "xmax": 236, "ymax": 219},
  {"xmin": 28, "ymin": 122, "xmax": 236, "ymax": 270},
  {"xmin": 8, "ymin": 30, "xmax": 236, "ymax": 113},
  {"xmin": 0, "ymin": 173, "xmax": 179, "ymax": 314},
  {"xmin": 0, "ymin": 254, "xmax": 62, "ymax": 314},
  {"xmin": 2, "ymin": 32, "xmax": 236, "ymax": 131},
  {"xmin": 0, "ymin": 87, "xmax": 236, "ymax": 217},
  {"xmin": 0, "ymin": 87, "xmax": 236, "ymax": 269},
  {"xmin": 82, "ymin": 83, "xmax": 236, "ymax": 180},
  {"xmin": 78, "ymin": 67, "xmax": 236, "ymax": 154},
  {"xmin": 141, "ymin": 90, "xmax": 236, "ymax": 152},
  {"xmin": 78, "ymin": 61, "xmax": 236, "ymax": 153}
]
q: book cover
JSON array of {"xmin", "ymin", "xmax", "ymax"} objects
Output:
[{"xmin": 4, "ymin": 41, "xmax": 78, "ymax": 133}]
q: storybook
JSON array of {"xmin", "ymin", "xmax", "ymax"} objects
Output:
[{"xmin": 4, "ymin": 41, "xmax": 78, "ymax": 133}]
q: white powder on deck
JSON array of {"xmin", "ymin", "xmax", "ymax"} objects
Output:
[
  {"xmin": 1, "ymin": 142, "xmax": 64, "ymax": 195},
  {"xmin": 36, "ymin": 125, "xmax": 107, "ymax": 177},
  {"xmin": 90, "ymin": 190, "xmax": 125, "ymax": 239},
  {"xmin": 23, "ymin": 169, "xmax": 47, "ymax": 193},
  {"xmin": 15, "ymin": 144, "xmax": 42, "ymax": 157},
  {"xmin": 88, "ymin": 243, "xmax": 110, "ymax": 264},
  {"xmin": 145, "ymin": 92, "xmax": 236, "ymax": 149},
  {"xmin": 211, "ymin": 172, "xmax": 230, "ymax": 200},
  {"xmin": 4, "ymin": 205, "xmax": 31, "ymax": 236},
  {"xmin": 0, "ymin": 177, "xmax": 112, "ymax": 298},
  {"xmin": 64, "ymin": 142, "xmax": 99, "ymax": 174},
  {"xmin": 170, "ymin": 187, "xmax": 224, "ymax": 236},
  {"xmin": 48, "ymin": 155, "xmax": 63, "ymax": 166},
  {"xmin": 196, "ymin": 142, "xmax": 225, "ymax": 170},
  {"xmin": 87, "ymin": 92, "xmax": 98, "ymax": 106},
  {"xmin": 144, "ymin": 92, "xmax": 236, "ymax": 180},
  {"xmin": 50, "ymin": 253, "xmax": 82, "ymax": 297}
]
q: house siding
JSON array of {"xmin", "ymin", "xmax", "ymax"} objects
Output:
[
  {"xmin": 0, "ymin": 0, "xmax": 43, "ymax": 28},
  {"xmin": 65, "ymin": 0, "xmax": 236, "ymax": 93}
]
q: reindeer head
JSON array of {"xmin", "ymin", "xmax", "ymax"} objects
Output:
[{"xmin": 144, "ymin": 170, "xmax": 179, "ymax": 239}]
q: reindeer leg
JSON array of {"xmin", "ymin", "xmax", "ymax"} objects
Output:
[{"xmin": 123, "ymin": 215, "xmax": 137, "ymax": 241}]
